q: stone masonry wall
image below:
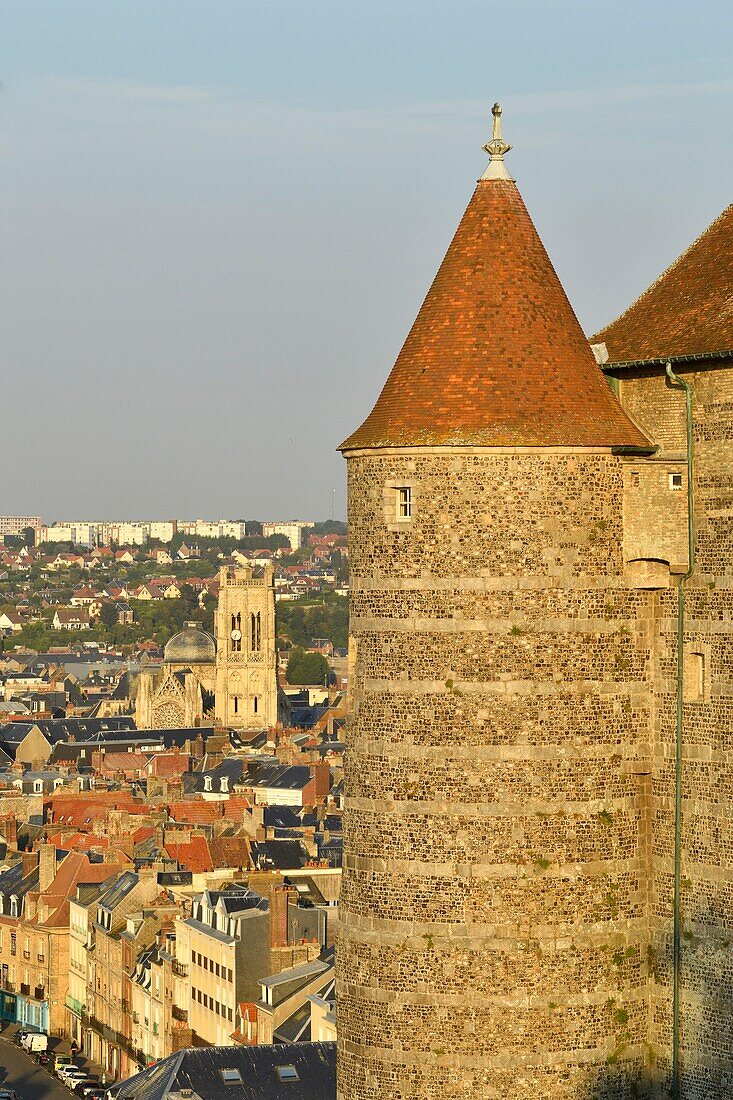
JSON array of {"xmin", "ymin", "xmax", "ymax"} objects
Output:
[
  {"xmin": 338, "ymin": 449, "xmax": 657, "ymax": 1100},
  {"xmin": 617, "ymin": 362, "xmax": 733, "ymax": 1098}
]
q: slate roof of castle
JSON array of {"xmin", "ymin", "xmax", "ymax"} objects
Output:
[
  {"xmin": 341, "ymin": 161, "xmax": 650, "ymax": 451},
  {"xmin": 594, "ymin": 204, "xmax": 733, "ymax": 365}
]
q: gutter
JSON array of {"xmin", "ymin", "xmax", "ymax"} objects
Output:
[
  {"xmin": 602, "ymin": 349, "xmax": 733, "ymax": 372},
  {"xmin": 665, "ymin": 361, "xmax": 695, "ymax": 1100}
]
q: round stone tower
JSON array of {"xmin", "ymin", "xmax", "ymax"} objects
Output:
[{"xmin": 338, "ymin": 107, "xmax": 655, "ymax": 1099}]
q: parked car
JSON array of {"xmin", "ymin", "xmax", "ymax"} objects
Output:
[
  {"xmin": 73, "ymin": 1079, "xmax": 99, "ymax": 1095},
  {"xmin": 74, "ymin": 1078, "xmax": 100, "ymax": 1095},
  {"xmin": 59, "ymin": 1065, "xmax": 86, "ymax": 1080},
  {"xmin": 84, "ymin": 1092, "xmax": 107, "ymax": 1100},
  {"xmin": 62, "ymin": 1072, "xmax": 88, "ymax": 1091},
  {"xmin": 13, "ymin": 1028, "xmax": 31, "ymax": 1045},
  {"xmin": 0, "ymin": 1088, "xmax": 19, "ymax": 1100},
  {"xmin": 53, "ymin": 1053, "xmax": 74, "ymax": 1074},
  {"xmin": 56, "ymin": 1062, "xmax": 81, "ymax": 1081},
  {"xmin": 36, "ymin": 1051, "xmax": 52, "ymax": 1066}
]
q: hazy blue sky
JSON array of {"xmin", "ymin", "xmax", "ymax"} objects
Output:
[{"xmin": 2, "ymin": 1, "xmax": 731, "ymax": 522}]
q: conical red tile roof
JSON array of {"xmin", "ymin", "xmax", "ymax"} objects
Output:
[
  {"xmin": 341, "ymin": 177, "xmax": 650, "ymax": 451},
  {"xmin": 593, "ymin": 204, "xmax": 733, "ymax": 364}
]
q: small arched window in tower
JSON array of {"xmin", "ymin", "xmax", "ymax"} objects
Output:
[
  {"xmin": 230, "ymin": 612, "xmax": 242, "ymax": 652},
  {"xmin": 251, "ymin": 612, "xmax": 261, "ymax": 653}
]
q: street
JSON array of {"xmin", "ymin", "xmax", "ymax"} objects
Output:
[{"xmin": 0, "ymin": 1040, "xmax": 82, "ymax": 1100}]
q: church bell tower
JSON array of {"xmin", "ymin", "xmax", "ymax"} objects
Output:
[{"xmin": 214, "ymin": 564, "xmax": 278, "ymax": 729}]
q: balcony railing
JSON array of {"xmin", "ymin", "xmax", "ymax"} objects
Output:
[
  {"xmin": 172, "ymin": 962, "xmax": 188, "ymax": 978},
  {"xmin": 172, "ymin": 1006, "xmax": 188, "ymax": 1023},
  {"xmin": 34, "ymin": 987, "xmax": 45, "ymax": 1001},
  {"xmin": 20, "ymin": 983, "xmax": 30, "ymax": 996},
  {"xmin": 22, "ymin": 951, "xmax": 30, "ymax": 960}
]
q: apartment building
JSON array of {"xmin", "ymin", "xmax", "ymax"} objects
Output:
[
  {"xmin": 0, "ymin": 848, "xmax": 119, "ymax": 1034},
  {"xmin": 174, "ymin": 884, "xmax": 269, "ymax": 1047},
  {"xmin": 0, "ymin": 516, "xmax": 41, "ymax": 537},
  {"xmin": 261, "ymin": 521, "xmax": 314, "ymax": 550},
  {"xmin": 84, "ymin": 870, "xmax": 164, "ymax": 1081},
  {"xmin": 68, "ymin": 879, "xmax": 113, "ymax": 1050}
]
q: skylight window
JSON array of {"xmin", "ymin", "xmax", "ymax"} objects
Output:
[
  {"xmin": 276, "ymin": 1065, "xmax": 300, "ymax": 1082},
  {"xmin": 220, "ymin": 1069, "xmax": 243, "ymax": 1083}
]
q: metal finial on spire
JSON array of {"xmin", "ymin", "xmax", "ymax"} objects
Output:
[{"xmin": 480, "ymin": 102, "xmax": 514, "ymax": 181}]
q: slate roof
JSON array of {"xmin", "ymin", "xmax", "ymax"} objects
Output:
[
  {"xmin": 250, "ymin": 840, "xmax": 308, "ymax": 871},
  {"xmin": 341, "ymin": 175, "xmax": 650, "ymax": 451},
  {"xmin": 0, "ymin": 716, "xmax": 136, "ymax": 746},
  {"xmin": 245, "ymin": 763, "xmax": 312, "ymax": 791},
  {"xmin": 594, "ymin": 204, "xmax": 733, "ymax": 365},
  {"xmin": 108, "ymin": 1041, "xmax": 336, "ymax": 1100}
]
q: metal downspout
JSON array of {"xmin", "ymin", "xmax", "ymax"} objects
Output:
[{"xmin": 665, "ymin": 361, "xmax": 695, "ymax": 1100}]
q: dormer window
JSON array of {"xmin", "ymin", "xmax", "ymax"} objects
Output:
[
  {"xmin": 220, "ymin": 777, "xmax": 229, "ymax": 793},
  {"xmin": 275, "ymin": 1065, "xmax": 300, "ymax": 1083},
  {"xmin": 204, "ymin": 776, "xmax": 212, "ymax": 792},
  {"xmin": 33, "ymin": 780, "xmax": 43, "ymax": 794}
]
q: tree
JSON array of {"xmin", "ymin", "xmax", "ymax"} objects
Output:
[
  {"xmin": 99, "ymin": 602, "xmax": 119, "ymax": 629},
  {"xmin": 286, "ymin": 647, "xmax": 330, "ymax": 686}
]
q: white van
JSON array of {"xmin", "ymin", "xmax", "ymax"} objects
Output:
[{"xmin": 21, "ymin": 1032, "xmax": 48, "ymax": 1052}]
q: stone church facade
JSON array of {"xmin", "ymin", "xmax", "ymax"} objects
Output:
[
  {"xmin": 338, "ymin": 104, "xmax": 733, "ymax": 1099},
  {"xmin": 135, "ymin": 564, "xmax": 279, "ymax": 731}
]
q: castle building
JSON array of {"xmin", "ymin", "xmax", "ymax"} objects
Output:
[
  {"xmin": 136, "ymin": 565, "xmax": 279, "ymax": 731},
  {"xmin": 594, "ymin": 202, "xmax": 733, "ymax": 1098},
  {"xmin": 338, "ymin": 102, "xmax": 733, "ymax": 1099}
]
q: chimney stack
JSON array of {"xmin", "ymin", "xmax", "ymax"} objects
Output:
[
  {"xmin": 20, "ymin": 850, "xmax": 39, "ymax": 880},
  {"xmin": 38, "ymin": 844, "xmax": 56, "ymax": 893}
]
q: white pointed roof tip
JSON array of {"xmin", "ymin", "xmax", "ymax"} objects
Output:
[{"xmin": 480, "ymin": 101, "xmax": 514, "ymax": 182}]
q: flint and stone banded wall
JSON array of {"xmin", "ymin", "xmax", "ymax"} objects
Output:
[
  {"xmin": 617, "ymin": 363, "xmax": 733, "ymax": 1098},
  {"xmin": 338, "ymin": 449, "xmax": 655, "ymax": 1100}
]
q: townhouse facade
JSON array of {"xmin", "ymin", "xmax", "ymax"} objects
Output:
[{"xmin": 174, "ymin": 885, "xmax": 270, "ymax": 1047}]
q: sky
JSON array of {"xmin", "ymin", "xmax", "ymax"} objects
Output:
[{"xmin": 2, "ymin": 0, "xmax": 731, "ymax": 522}]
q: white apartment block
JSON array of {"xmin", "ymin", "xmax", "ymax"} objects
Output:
[
  {"xmin": 261, "ymin": 521, "xmax": 315, "ymax": 550},
  {"xmin": 0, "ymin": 516, "xmax": 42, "ymax": 536},
  {"xmin": 178, "ymin": 520, "xmax": 246, "ymax": 540},
  {"xmin": 37, "ymin": 520, "xmax": 177, "ymax": 547}
]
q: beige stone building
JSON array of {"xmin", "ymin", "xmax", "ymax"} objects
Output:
[
  {"xmin": 174, "ymin": 884, "xmax": 270, "ymax": 1048},
  {"xmin": 337, "ymin": 105, "xmax": 733, "ymax": 1099},
  {"xmin": 136, "ymin": 622, "xmax": 217, "ymax": 729},
  {"xmin": 214, "ymin": 565, "xmax": 279, "ymax": 730},
  {"xmin": 135, "ymin": 565, "xmax": 279, "ymax": 730}
]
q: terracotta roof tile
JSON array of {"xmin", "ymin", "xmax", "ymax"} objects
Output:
[
  {"xmin": 164, "ymin": 836, "xmax": 213, "ymax": 874},
  {"xmin": 341, "ymin": 177, "xmax": 650, "ymax": 451},
  {"xmin": 594, "ymin": 204, "xmax": 733, "ymax": 364}
]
